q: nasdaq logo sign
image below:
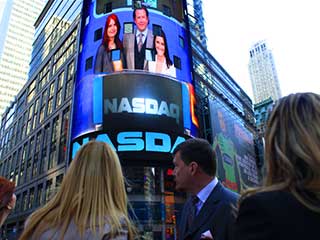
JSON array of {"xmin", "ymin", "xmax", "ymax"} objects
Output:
[
  {"xmin": 104, "ymin": 97, "xmax": 180, "ymax": 124},
  {"xmin": 72, "ymin": 131, "xmax": 186, "ymax": 158}
]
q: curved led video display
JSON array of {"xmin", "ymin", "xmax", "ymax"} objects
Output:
[{"xmin": 71, "ymin": 0, "xmax": 198, "ymax": 161}]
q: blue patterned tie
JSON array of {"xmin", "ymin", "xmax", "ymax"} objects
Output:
[{"xmin": 187, "ymin": 195, "xmax": 199, "ymax": 230}]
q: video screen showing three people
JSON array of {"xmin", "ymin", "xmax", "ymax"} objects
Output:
[{"xmin": 94, "ymin": 1, "xmax": 186, "ymax": 78}]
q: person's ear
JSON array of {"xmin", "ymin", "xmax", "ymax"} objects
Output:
[{"xmin": 189, "ymin": 161, "xmax": 198, "ymax": 176}]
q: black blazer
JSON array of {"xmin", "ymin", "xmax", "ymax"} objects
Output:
[
  {"xmin": 234, "ymin": 190, "xmax": 320, "ymax": 240},
  {"xmin": 178, "ymin": 182, "xmax": 239, "ymax": 240}
]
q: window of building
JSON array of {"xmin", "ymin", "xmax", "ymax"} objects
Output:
[
  {"xmin": 38, "ymin": 62, "xmax": 51, "ymax": 91},
  {"xmin": 56, "ymin": 71, "xmax": 65, "ymax": 108},
  {"xmin": 26, "ymin": 137, "xmax": 34, "ymax": 182},
  {"xmin": 36, "ymin": 183, "xmax": 44, "ymax": 207},
  {"xmin": 29, "ymin": 187, "xmax": 35, "ymax": 210},
  {"xmin": 65, "ymin": 61, "xmax": 75, "ymax": 99},
  {"xmin": 10, "ymin": 151, "xmax": 17, "ymax": 182},
  {"xmin": 27, "ymin": 80, "xmax": 36, "ymax": 103},
  {"xmin": 22, "ymin": 191, "xmax": 28, "ymax": 211},
  {"xmin": 47, "ymin": 82, "xmax": 55, "ymax": 116},
  {"xmin": 26, "ymin": 104, "xmax": 34, "ymax": 136},
  {"xmin": 59, "ymin": 107, "xmax": 70, "ymax": 164},
  {"xmin": 55, "ymin": 173, "xmax": 64, "ymax": 195},
  {"xmin": 21, "ymin": 111, "xmax": 28, "ymax": 139},
  {"xmin": 33, "ymin": 97, "xmax": 40, "ymax": 129},
  {"xmin": 45, "ymin": 179, "xmax": 53, "ymax": 203},
  {"xmin": 14, "ymin": 148, "xmax": 21, "ymax": 184},
  {"xmin": 40, "ymin": 124, "xmax": 50, "ymax": 174},
  {"xmin": 14, "ymin": 194, "xmax": 21, "ymax": 213},
  {"xmin": 39, "ymin": 89, "xmax": 48, "ymax": 124},
  {"xmin": 48, "ymin": 116, "xmax": 59, "ymax": 170},
  {"xmin": 18, "ymin": 144, "xmax": 28, "ymax": 185}
]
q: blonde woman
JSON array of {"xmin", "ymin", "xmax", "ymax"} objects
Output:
[
  {"xmin": 234, "ymin": 92, "xmax": 320, "ymax": 240},
  {"xmin": 19, "ymin": 141, "xmax": 136, "ymax": 240}
]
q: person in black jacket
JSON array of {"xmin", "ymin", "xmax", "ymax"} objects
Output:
[
  {"xmin": 234, "ymin": 92, "xmax": 320, "ymax": 240},
  {"xmin": 173, "ymin": 138, "xmax": 239, "ymax": 240}
]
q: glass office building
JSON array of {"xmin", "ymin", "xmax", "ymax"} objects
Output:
[{"xmin": 0, "ymin": 1, "xmax": 259, "ymax": 239}]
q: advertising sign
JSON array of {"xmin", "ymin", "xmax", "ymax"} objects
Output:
[{"xmin": 209, "ymin": 99, "xmax": 259, "ymax": 192}]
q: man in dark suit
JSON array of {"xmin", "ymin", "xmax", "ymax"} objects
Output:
[
  {"xmin": 123, "ymin": 6, "xmax": 154, "ymax": 70},
  {"xmin": 173, "ymin": 138, "xmax": 239, "ymax": 240}
]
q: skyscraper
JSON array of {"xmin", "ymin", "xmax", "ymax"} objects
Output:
[
  {"xmin": 249, "ymin": 40, "xmax": 281, "ymax": 103},
  {"xmin": 187, "ymin": 0, "xmax": 207, "ymax": 48},
  {"xmin": 0, "ymin": 0, "xmax": 45, "ymax": 115}
]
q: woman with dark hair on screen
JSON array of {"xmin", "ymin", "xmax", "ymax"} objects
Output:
[
  {"xmin": 94, "ymin": 14, "xmax": 124, "ymax": 73},
  {"xmin": 234, "ymin": 92, "xmax": 320, "ymax": 240},
  {"xmin": 19, "ymin": 141, "xmax": 136, "ymax": 240},
  {"xmin": 147, "ymin": 29, "xmax": 176, "ymax": 77}
]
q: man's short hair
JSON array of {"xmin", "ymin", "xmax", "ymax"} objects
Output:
[
  {"xmin": 133, "ymin": 5, "xmax": 149, "ymax": 19},
  {"xmin": 173, "ymin": 138, "xmax": 216, "ymax": 176}
]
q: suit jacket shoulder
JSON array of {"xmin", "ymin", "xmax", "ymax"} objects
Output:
[{"xmin": 180, "ymin": 182, "xmax": 239, "ymax": 240}]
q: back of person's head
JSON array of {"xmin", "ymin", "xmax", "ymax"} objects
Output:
[
  {"xmin": 19, "ymin": 141, "xmax": 135, "ymax": 240},
  {"xmin": 265, "ymin": 92, "xmax": 320, "ymax": 211},
  {"xmin": 173, "ymin": 138, "xmax": 216, "ymax": 176}
]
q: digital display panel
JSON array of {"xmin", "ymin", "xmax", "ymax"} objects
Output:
[
  {"xmin": 209, "ymin": 99, "xmax": 259, "ymax": 193},
  {"xmin": 71, "ymin": 73, "xmax": 197, "ymax": 162},
  {"xmin": 72, "ymin": 0, "xmax": 198, "ymax": 150},
  {"xmin": 77, "ymin": 0, "xmax": 191, "ymax": 80}
]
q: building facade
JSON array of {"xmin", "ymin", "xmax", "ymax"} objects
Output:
[
  {"xmin": 254, "ymin": 97, "xmax": 273, "ymax": 137},
  {"xmin": 0, "ymin": 1, "xmax": 259, "ymax": 239},
  {"xmin": 249, "ymin": 40, "xmax": 281, "ymax": 103},
  {"xmin": 0, "ymin": 0, "xmax": 81, "ymax": 238},
  {"xmin": 0, "ymin": 0, "xmax": 46, "ymax": 115}
]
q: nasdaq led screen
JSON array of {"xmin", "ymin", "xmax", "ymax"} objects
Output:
[
  {"xmin": 209, "ymin": 99, "xmax": 259, "ymax": 193},
  {"xmin": 71, "ymin": 0, "xmax": 197, "ymax": 146}
]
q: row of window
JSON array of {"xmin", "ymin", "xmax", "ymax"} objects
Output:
[
  {"xmin": 30, "ymin": 0, "xmax": 81, "ymax": 77},
  {"xmin": 13, "ymin": 173, "xmax": 64, "ymax": 215},
  {"xmin": 0, "ymin": 107, "xmax": 70, "ymax": 187},
  {"xmin": 0, "ymin": 55, "xmax": 75, "ymax": 156}
]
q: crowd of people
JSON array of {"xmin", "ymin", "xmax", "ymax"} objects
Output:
[
  {"xmin": 94, "ymin": 6, "xmax": 176, "ymax": 78},
  {"xmin": 1, "ymin": 91, "xmax": 319, "ymax": 238}
]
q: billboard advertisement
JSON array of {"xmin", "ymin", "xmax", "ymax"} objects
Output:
[
  {"xmin": 209, "ymin": 98, "xmax": 259, "ymax": 192},
  {"xmin": 71, "ymin": 0, "xmax": 198, "ymax": 161}
]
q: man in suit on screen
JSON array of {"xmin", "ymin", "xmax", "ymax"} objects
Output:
[
  {"xmin": 123, "ymin": 5, "xmax": 154, "ymax": 70},
  {"xmin": 173, "ymin": 138, "xmax": 239, "ymax": 240}
]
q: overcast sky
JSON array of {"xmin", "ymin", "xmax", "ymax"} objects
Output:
[{"xmin": 203, "ymin": 0, "xmax": 320, "ymax": 100}]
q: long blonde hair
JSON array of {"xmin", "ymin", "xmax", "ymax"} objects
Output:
[
  {"xmin": 240, "ymin": 92, "xmax": 320, "ymax": 212},
  {"xmin": 19, "ymin": 141, "xmax": 136, "ymax": 239}
]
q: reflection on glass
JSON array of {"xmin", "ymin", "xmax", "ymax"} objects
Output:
[{"xmin": 123, "ymin": 166, "xmax": 185, "ymax": 240}]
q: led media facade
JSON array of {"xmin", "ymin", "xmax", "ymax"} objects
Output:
[
  {"xmin": 71, "ymin": 2, "xmax": 197, "ymax": 237},
  {"xmin": 71, "ymin": 0, "xmax": 198, "ymax": 161},
  {"xmin": 209, "ymin": 99, "xmax": 259, "ymax": 193}
]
